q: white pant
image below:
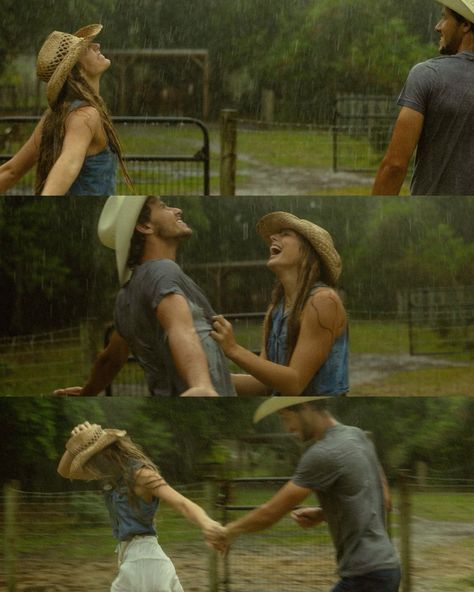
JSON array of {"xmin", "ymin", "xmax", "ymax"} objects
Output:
[{"xmin": 111, "ymin": 536, "xmax": 184, "ymax": 592}]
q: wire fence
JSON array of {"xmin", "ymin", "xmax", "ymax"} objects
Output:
[
  {"xmin": 217, "ymin": 477, "xmax": 336, "ymax": 592},
  {"xmin": 2, "ymin": 473, "xmax": 473, "ymax": 592},
  {"xmin": 1, "ymin": 303, "xmax": 472, "ymax": 396},
  {"xmin": 0, "ymin": 116, "xmax": 210, "ymax": 196}
]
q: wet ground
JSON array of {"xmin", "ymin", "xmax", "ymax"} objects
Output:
[
  {"xmin": 235, "ymin": 154, "xmax": 374, "ymax": 195},
  {"xmin": 1, "ymin": 516, "xmax": 472, "ymax": 591}
]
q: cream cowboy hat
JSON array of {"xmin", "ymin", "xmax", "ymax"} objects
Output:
[
  {"xmin": 256, "ymin": 211, "xmax": 342, "ymax": 286},
  {"xmin": 62, "ymin": 424, "xmax": 127, "ymax": 479},
  {"xmin": 253, "ymin": 396, "xmax": 329, "ymax": 423},
  {"xmin": 98, "ymin": 195, "xmax": 150, "ymax": 285},
  {"xmin": 36, "ymin": 24, "xmax": 103, "ymax": 106},
  {"xmin": 434, "ymin": 0, "xmax": 474, "ymax": 22}
]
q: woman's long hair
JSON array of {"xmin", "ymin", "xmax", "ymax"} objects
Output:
[
  {"xmin": 263, "ymin": 234, "xmax": 334, "ymax": 362},
  {"xmin": 84, "ymin": 436, "xmax": 158, "ymax": 503},
  {"xmin": 35, "ymin": 65, "xmax": 132, "ymax": 194}
]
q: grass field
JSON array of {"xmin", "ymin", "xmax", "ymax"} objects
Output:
[
  {"xmin": 1, "ymin": 318, "xmax": 472, "ymax": 396},
  {"xmin": 1, "ymin": 119, "xmax": 410, "ymax": 195}
]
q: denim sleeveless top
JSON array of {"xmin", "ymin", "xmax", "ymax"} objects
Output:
[
  {"xmin": 66, "ymin": 100, "xmax": 117, "ymax": 196},
  {"xmin": 266, "ymin": 282, "xmax": 349, "ymax": 396},
  {"xmin": 102, "ymin": 461, "xmax": 158, "ymax": 541}
]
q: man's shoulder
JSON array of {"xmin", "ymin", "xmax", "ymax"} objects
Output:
[{"xmin": 135, "ymin": 258, "xmax": 184, "ymax": 280}]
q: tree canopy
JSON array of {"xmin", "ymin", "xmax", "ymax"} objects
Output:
[{"xmin": 2, "ymin": 0, "xmax": 441, "ymax": 118}]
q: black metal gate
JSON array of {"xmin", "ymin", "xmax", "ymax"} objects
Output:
[{"xmin": 0, "ymin": 115, "xmax": 210, "ymax": 195}]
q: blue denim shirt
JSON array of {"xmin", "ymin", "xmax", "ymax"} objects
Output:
[
  {"xmin": 66, "ymin": 100, "xmax": 117, "ymax": 196},
  {"xmin": 102, "ymin": 462, "xmax": 158, "ymax": 541},
  {"xmin": 266, "ymin": 283, "xmax": 349, "ymax": 395}
]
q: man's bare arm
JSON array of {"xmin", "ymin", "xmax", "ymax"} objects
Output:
[
  {"xmin": 372, "ymin": 106, "xmax": 424, "ymax": 195},
  {"xmin": 54, "ymin": 330, "xmax": 129, "ymax": 396},
  {"xmin": 157, "ymin": 293, "xmax": 218, "ymax": 396}
]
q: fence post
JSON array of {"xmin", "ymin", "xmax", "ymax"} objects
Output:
[
  {"xmin": 206, "ymin": 480, "xmax": 219, "ymax": 592},
  {"xmin": 220, "ymin": 109, "xmax": 237, "ymax": 196},
  {"xmin": 398, "ymin": 470, "xmax": 411, "ymax": 592},
  {"xmin": 5, "ymin": 481, "xmax": 19, "ymax": 592}
]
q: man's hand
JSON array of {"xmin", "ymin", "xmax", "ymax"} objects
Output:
[
  {"xmin": 203, "ymin": 521, "xmax": 232, "ymax": 553},
  {"xmin": 291, "ymin": 507, "xmax": 326, "ymax": 528},
  {"xmin": 54, "ymin": 387, "xmax": 84, "ymax": 396},
  {"xmin": 180, "ymin": 386, "xmax": 219, "ymax": 397}
]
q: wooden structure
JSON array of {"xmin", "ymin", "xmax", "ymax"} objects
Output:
[{"xmin": 106, "ymin": 49, "xmax": 210, "ymax": 119}]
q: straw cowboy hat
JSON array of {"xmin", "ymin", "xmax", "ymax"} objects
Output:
[
  {"xmin": 36, "ymin": 24, "xmax": 103, "ymax": 106},
  {"xmin": 256, "ymin": 211, "xmax": 342, "ymax": 285},
  {"xmin": 253, "ymin": 396, "xmax": 329, "ymax": 423},
  {"xmin": 98, "ymin": 195, "xmax": 149, "ymax": 285},
  {"xmin": 61, "ymin": 424, "xmax": 127, "ymax": 479},
  {"xmin": 435, "ymin": 0, "xmax": 474, "ymax": 22}
]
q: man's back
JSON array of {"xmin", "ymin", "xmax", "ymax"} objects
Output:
[{"xmin": 398, "ymin": 51, "xmax": 474, "ymax": 194}]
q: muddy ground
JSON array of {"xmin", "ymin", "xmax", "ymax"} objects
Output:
[{"xmin": 2, "ymin": 516, "xmax": 473, "ymax": 592}]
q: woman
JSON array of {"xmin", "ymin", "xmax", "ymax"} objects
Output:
[
  {"xmin": 211, "ymin": 211, "xmax": 348, "ymax": 396},
  {"xmin": 0, "ymin": 24, "xmax": 132, "ymax": 195},
  {"xmin": 58, "ymin": 421, "xmax": 223, "ymax": 591}
]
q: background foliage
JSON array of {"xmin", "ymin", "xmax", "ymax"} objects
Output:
[
  {"xmin": 0, "ymin": 397, "xmax": 472, "ymax": 490},
  {"xmin": 1, "ymin": 0, "xmax": 440, "ymax": 119}
]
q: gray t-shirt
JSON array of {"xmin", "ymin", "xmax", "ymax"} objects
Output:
[
  {"xmin": 292, "ymin": 424, "xmax": 399, "ymax": 577},
  {"xmin": 114, "ymin": 259, "xmax": 236, "ymax": 396},
  {"xmin": 398, "ymin": 51, "xmax": 474, "ymax": 195}
]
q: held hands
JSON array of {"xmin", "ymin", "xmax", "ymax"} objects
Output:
[
  {"xmin": 210, "ymin": 315, "xmax": 238, "ymax": 357},
  {"xmin": 291, "ymin": 507, "xmax": 326, "ymax": 529},
  {"xmin": 203, "ymin": 519, "xmax": 233, "ymax": 554}
]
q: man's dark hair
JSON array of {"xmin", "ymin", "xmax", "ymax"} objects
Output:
[
  {"xmin": 126, "ymin": 196, "xmax": 158, "ymax": 270},
  {"xmin": 290, "ymin": 399, "xmax": 330, "ymax": 414},
  {"xmin": 449, "ymin": 7, "xmax": 473, "ymax": 29}
]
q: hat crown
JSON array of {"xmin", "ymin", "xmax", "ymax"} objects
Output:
[
  {"xmin": 37, "ymin": 31, "xmax": 81, "ymax": 82},
  {"xmin": 66, "ymin": 425, "xmax": 105, "ymax": 456}
]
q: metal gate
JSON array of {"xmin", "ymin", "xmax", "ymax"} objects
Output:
[
  {"xmin": 407, "ymin": 286, "xmax": 474, "ymax": 355},
  {"xmin": 0, "ymin": 115, "xmax": 210, "ymax": 195}
]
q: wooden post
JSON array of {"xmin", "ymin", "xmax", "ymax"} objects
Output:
[
  {"xmin": 261, "ymin": 89, "xmax": 274, "ymax": 123},
  {"xmin": 5, "ymin": 481, "xmax": 19, "ymax": 592},
  {"xmin": 220, "ymin": 109, "xmax": 237, "ymax": 196},
  {"xmin": 398, "ymin": 470, "xmax": 411, "ymax": 592},
  {"xmin": 205, "ymin": 480, "xmax": 219, "ymax": 592}
]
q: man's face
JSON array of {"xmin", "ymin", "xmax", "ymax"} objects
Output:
[
  {"xmin": 278, "ymin": 408, "xmax": 315, "ymax": 442},
  {"xmin": 435, "ymin": 7, "xmax": 466, "ymax": 54},
  {"xmin": 146, "ymin": 198, "xmax": 192, "ymax": 240}
]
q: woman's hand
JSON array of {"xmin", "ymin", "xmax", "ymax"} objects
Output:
[
  {"xmin": 203, "ymin": 519, "xmax": 230, "ymax": 553},
  {"xmin": 210, "ymin": 315, "xmax": 238, "ymax": 357},
  {"xmin": 70, "ymin": 421, "xmax": 98, "ymax": 437}
]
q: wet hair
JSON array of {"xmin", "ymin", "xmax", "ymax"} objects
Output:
[
  {"xmin": 126, "ymin": 195, "xmax": 159, "ymax": 270},
  {"xmin": 448, "ymin": 7, "xmax": 473, "ymax": 29},
  {"xmin": 263, "ymin": 233, "xmax": 334, "ymax": 360},
  {"xmin": 83, "ymin": 436, "xmax": 159, "ymax": 502},
  {"xmin": 35, "ymin": 65, "xmax": 133, "ymax": 194}
]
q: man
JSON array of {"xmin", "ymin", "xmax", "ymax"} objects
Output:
[
  {"xmin": 55, "ymin": 195, "xmax": 236, "ymax": 396},
  {"xmin": 207, "ymin": 398, "xmax": 400, "ymax": 592},
  {"xmin": 372, "ymin": 0, "xmax": 474, "ymax": 195}
]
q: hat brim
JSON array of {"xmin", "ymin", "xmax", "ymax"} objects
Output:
[
  {"xmin": 45, "ymin": 24, "xmax": 103, "ymax": 106},
  {"xmin": 434, "ymin": 0, "xmax": 474, "ymax": 22},
  {"xmin": 256, "ymin": 211, "xmax": 342, "ymax": 285},
  {"xmin": 253, "ymin": 396, "xmax": 330, "ymax": 423},
  {"xmin": 98, "ymin": 195, "xmax": 150, "ymax": 285}
]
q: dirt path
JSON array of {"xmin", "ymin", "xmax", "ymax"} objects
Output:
[{"xmin": 2, "ymin": 516, "xmax": 472, "ymax": 592}]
